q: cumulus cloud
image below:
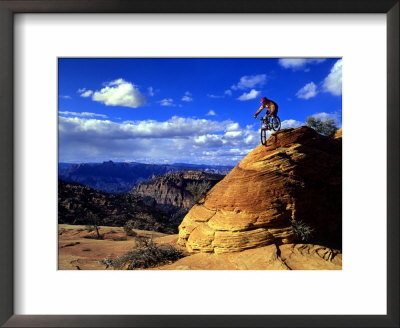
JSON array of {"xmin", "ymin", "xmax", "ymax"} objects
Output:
[
  {"xmin": 279, "ymin": 58, "xmax": 326, "ymax": 70},
  {"xmin": 181, "ymin": 91, "xmax": 193, "ymax": 102},
  {"xmin": 237, "ymin": 89, "xmax": 260, "ymax": 101},
  {"xmin": 296, "ymin": 82, "xmax": 318, "ymax": 99},
  {"xmin": 323, "ymin": 59, "xmax": 342, "ymax": 95},
  {"xmin": 58, "ymin": 115, "xmax": 261, "ymax": 165},
  {"xmin": 224, "ymin": 89, "xmax": 232, "ymax": 96},
  {"xmin": 59, "ymin": 111, "xmax": 108, "ymax": 119},
  {"xmin": 148, "ymin": 87, "xmax": 155, "ymax": 96},
  {"xmin": 91, "ymin": 79, "xmax": 147, "ymax": 108},
  {"xmin": 206, "ymin": 110, "xmax": 216, "ymax": 116},
  {"xmin": 232, "ymin": 74, "xmax": 266, "ymax": 90},
  {"xmin": 159, "ymin": 98, "xmax": 175, "ymax": 107},
  {"xmin": 80, "ymin": 90, "xmax": 93, "ymax": 97},
  {"xmin": 281, "ymin": 119, "xmax": 303, "ymax": 129}
]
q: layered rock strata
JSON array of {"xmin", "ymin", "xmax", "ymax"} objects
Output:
[{"xmin": 178, "ymin": 126, "xmax": 342, "ymax": 254}]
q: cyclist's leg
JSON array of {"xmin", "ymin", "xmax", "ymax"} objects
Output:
[{"xmin": 272, "ymin": 109, "xmax": 278, "ymax": 123}]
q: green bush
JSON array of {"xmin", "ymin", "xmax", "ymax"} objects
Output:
[
  {"xmin": 290, "ymin": 219, "xmax": 315, "ymax": 242},
  {"xmin": 123, "ymin": 220, "xmax": 138, "ymax": 237},
  {"xmin": 110, "ymin": 236, "xmax": 184, "ymax": 270},
  {"xmin": 187, "ymin": 181, "xmax": 212, "ymax": 205},
  {"xmin": 306, "ymin": 116, "xmax": 338, "ymax": 137}
]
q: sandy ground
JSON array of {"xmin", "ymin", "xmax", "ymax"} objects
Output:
[
  {"xmin": 59, "ymin": 225, "xmax": 341, "ymax": 270},
  {"xmin": 58, "ymin": 224, "xmax": 176, "ymax": 270}
]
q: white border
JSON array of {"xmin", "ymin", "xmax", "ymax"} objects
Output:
[{"xmin": 14, "ymin": 14, "xmax": 387, "ymax": 315}]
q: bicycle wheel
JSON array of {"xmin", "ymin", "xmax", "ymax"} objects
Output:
[
  {"xmin": 272, "ymin": 116, "xmax": 281, "ymax": 131},
  {"xmin": 260, "ymin": 128, "xmax": 267, "ymax": 145}
]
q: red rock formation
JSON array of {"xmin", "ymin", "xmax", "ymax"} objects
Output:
[{"xmin": 178, "ymin": 127, "xmax": 342, "ymax": 254}]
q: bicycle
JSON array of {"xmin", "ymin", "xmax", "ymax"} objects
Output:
[{"xmin": 257, "ymin": 115, "xmax": 281, "ymax": 145}]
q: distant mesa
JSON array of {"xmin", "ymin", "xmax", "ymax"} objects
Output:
[{"xmin": 178, "ymin": 126, "xmax": 342, "ymax": 254}]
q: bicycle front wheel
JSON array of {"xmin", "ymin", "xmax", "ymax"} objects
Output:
[
  {"xmin": 272, "ymin": 116, "xmax": 281, "ymax": 131},
  {"xmin": 260, "ymin": 128, "xmax": 267, "ymax": 145}
]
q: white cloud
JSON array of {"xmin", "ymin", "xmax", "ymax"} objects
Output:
[
  {"xmin": 206, "ymin": 110, "xmax": 216, "ymax": 116},
  {"xmin": 226, "ymin": 122, "xmax": 240, "ymax": 131},
  {"xmin": 237, "ymin": 89, "xmax": 260, "ymax": 101},
  {"xmin": 181, "ymin": 91, "xmax": 193, "ymax": 102},
  {"xmin": 58, "ymin": 115, "xmax": 261, "ymax": 165},
  {"xmin": 148, "ymin": 87, "xmax": 155, "ymax": 96},
  {"xmin": 159, "ymin": 98, "xmax": 176, "ymax": 107},
  {"xmin": 296, "ymin": 82, "xmax": 318, "ymax": 99},
  {"xmin": 59, "ymin": 111, "xmax": 108, "ymax": 119},
  {"xmin": 279, "ymin": 58, "xmax": 326, "ymax": 69},
  {"xmin": 224, "ymin": 89, "xmax": 232, "ymax": 96},
  {"xmin": 232, "ymin": 74, "xmax": 266, "ymax": 90},
  {"xmin": 91, "ymin": 78, "xmax": 147, "ymax": 108},
  {"xmin": 207, "ymin": 94, "xmax": 223, "ymax": 99},
  {"xmin": 60, "ymin": 95, "xmax": 71, "ymax": 99},
  {"xmin": 323, "ymin": 59, "xmax": 342, "ymax": 95},
  {"xmin": 80, "ymin": 90, "xmax": 93, "ymax": 98},
  {"xmin": 281, "ymin": 119, "xmax": 303, "ymax": 129},
  {"xmin": 77, "ymin": 88, "xmax": 87, "ymax": 93}
]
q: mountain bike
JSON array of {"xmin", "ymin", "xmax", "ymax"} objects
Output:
[{"xmin": 258, "ymin": 115, "xmax": 281, "ymax": 145}]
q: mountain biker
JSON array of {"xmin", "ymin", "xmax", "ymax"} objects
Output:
[{"xmin": 254, "ymin": 97, "xmax": 279, "ymax": 125}]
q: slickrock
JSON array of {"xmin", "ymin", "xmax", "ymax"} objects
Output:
[
  {"xmin": 334, "ymin": 128, "xmax": 342, "ymax": 139},
  {"xmin": 156, "ymin": 243, "xmax": 341, "ymax": 270},
  {"xmin": 178, "ymin": 127, "xmax": 342, "ymax": 254}
]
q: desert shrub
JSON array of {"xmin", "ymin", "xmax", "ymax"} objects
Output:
[
  {"xmin": 290, "ymin": 219, "xmax": 315, "ymax": 242},
  {"xmin": 110, "ymin": 236, "xmax": 184, "ymax": 270},
  {"xmin": 306, "ymin": 116, "xmax": 338, "ymax": 137},
  {"xmin": 82, "ymin": 248, "xmax": 91, "ymax": 252},
  {"xmin": 123, "ymin": 220, "xmax": 138, "ymax": 237},
  {"xmin": 187, "ymin": 181, "xmax": 212, "ymax": 205},
  {"xmin": 102, "ymin": 257, "xmax": 112, "ymax": 269}
]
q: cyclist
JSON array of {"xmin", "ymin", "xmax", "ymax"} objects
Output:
[{"xmin": 254, "ymin": 97, "xmax": 279, "ymax": 127}]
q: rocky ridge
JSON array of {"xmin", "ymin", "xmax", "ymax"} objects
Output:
[
  {"xmin": 133, "ymin": 170, "xmax": 224, "ymax": 209},
  {"xmin": 178, "ymin": 126, "xmax": 342, "ymax": 254},
  {"xmin": 58, "ymin": 180, "xmax": 176, "ymax": 233}
]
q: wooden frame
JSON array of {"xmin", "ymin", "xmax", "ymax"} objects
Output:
[{"xmin": 0, "ymin": 0, "xmax": 398, "ymax": 327}]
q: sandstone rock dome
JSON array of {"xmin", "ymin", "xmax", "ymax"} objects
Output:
[{"xmin": 178, "ymin": 126, "xmax": 342, "ymax": 254}]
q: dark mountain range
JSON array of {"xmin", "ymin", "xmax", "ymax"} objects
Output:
[
  {"xmin": 58, "ymin": 161, "xmax": 232, "ymax": 193},
  {"xmin": 58, "ymin": 179, "xmax": 177, "ymax": 233}
]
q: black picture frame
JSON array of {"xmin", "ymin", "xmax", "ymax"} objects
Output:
[{"xmin": 0, "ymin": 0, "xmax": 398, "ymax": 327}]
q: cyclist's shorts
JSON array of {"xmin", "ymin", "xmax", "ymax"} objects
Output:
[{"xmin": 270, "ymin": 108, "xmax": 278, "ymax": 118}]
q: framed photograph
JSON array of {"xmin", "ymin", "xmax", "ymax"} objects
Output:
[{"xmin": 1, "ymin": 0, "xmax": 398, "ymax": 327}]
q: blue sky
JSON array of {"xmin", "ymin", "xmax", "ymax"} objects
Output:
[{"xmin": 58, "ymin": 58, "xmax": 342, "ymax": 165}]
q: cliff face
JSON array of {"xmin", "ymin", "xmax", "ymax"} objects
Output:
[
  {"xmin": 58, "ymin": 180, "xmax": 176, "ymax": 233},
  {"xmin": 133, "ymin": 171, "xmax": 224, "ymax": 208},
  {"xmin": 178, "ymin": 127, "xmax": 342, "ymax": 254}
]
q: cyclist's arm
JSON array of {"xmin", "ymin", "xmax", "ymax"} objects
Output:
[{"xmin": 254, "ymin": 105, "xmax": 264, "ymax": 117}]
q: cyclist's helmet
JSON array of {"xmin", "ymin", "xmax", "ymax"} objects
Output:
[{"xmin": 260, "ymin": 97, "xmax": 268, "ymax": 104}]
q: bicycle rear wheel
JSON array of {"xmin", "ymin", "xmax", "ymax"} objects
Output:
[
  {"xmin": 272, "ymin": 116, "xmax": 281, "ymax": 131},
  {"xmin": 260, "ymin": 128, "xmax": 267, "ymax": 145}
]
